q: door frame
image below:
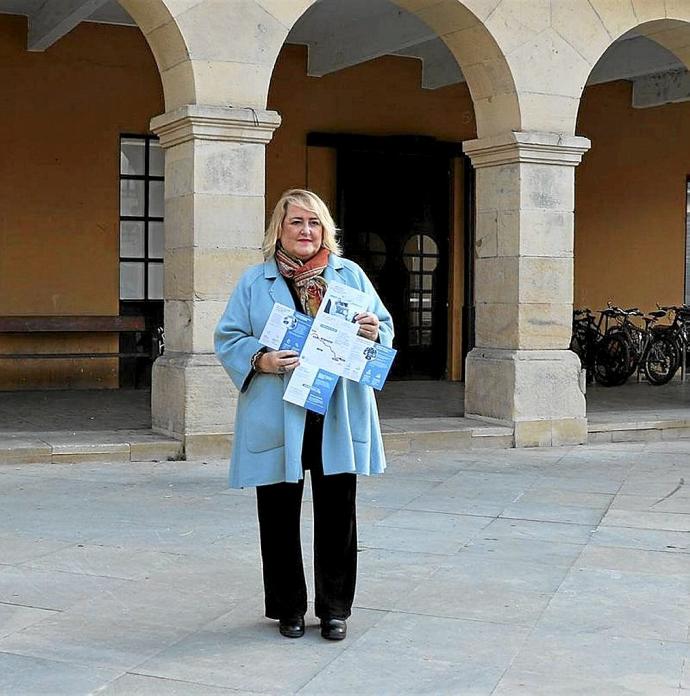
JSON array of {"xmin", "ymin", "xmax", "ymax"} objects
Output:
[{"xmin": 307, "ymin": 132, "xmax": 470, "ymax": 379}]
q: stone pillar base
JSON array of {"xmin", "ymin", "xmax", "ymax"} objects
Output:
[
  {"xmin": 464, "ymin": 348, "xmax": 587, "ymax": 447},
  {"xmin": 151, "ymin": 352, "xmax": 236, "ymax": 460}
]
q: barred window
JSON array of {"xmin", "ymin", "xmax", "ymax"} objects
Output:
[{"xmin": 119, "ymin": 135, "xmax": 164, "ymax": 301}]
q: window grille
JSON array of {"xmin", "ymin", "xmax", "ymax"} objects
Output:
[{"xmin": 119, "ymin": 135, "xmax": 164, "ymax": 301}]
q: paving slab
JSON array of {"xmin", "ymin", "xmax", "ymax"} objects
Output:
[
  {"xmin": 573, "ymin": 544, "xmax": 690, "ymax": 577},
  {"xmin": 100, "ymin": 673, "xmax": 241, "ymax": 695},
  {"xmin": 499, "ymin": 501, "xmax": 607, "ymax": 525},
  {"xmin": 353, "ymin": 547, "xmax": 446, "ymax": 611},
  {"xmin": 0, "ymin": 611, "xmax": 192, "ymax": 672},
  {"xmin": 374, "ymin": 508, "xmax": 493, "ymax": 537},
  {"xmin": 492, "ymin": 629, "xmax": 688, "ymax": 696},
  {"xmin": 601, "ymin": 508, "xmax": 690, "ymax": 532},
  {"xmin": 480, "ymin": 517, "xmax": 596, "ymax": 545},
  {"xmin": 0, "ymin": 436, "xmax": 51, "ymax": 464},
  {"xmin": 1, "ymin": 438, "xmax": 690, "ymax": 694},
  {"xmin": 460, "ymin": 535, "xmax": 586, "ymax": 567},
  {"xmin": 397, "ymin": 564, "xmax": 556, "ymax": 625},
  {"xmin": 607, "ymin": 492, "xmax": 690, "ymax": 514},
  {"xmin": 134, "ymin": 599, "xmax": 386, "ymax": 693},
  {"xmin": 0, "ymin": 566, "xmax": 128, "ymax": 612},
  {"xmin": 0, "ymin": 603, "xmax": 57, "ymax": 639},
  {"xmin": 590, "ymin": 525, "xmax": 690, "ymax": 554},
  {"xmin": 0, "ymin": 534, "xmax": 74, "ymax": 565},
  {"xmin": 0, "ymin": 652, "xmax": 123, "ymax": 696},
  {"xmin": 298, "ymin": 612, "xmax": 530, "ymax": 696},
  {"xmin": 539, "ymin": 566, "xmax": 690, "ymax": 642}
]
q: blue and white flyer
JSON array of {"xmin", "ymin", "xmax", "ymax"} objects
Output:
[
  {"xmin": 280, "ymin": 282, "xmax": 397, "ymax": 413},
  {"xmin": 258, "ymin": 303, "xmax": 313, "ymax": 353},
  {"xmin": 342, "ymin": 336, "xmax": 397, "ymax": 390},
  {"xmin": 283, "ymin": 362, "xmax": 339, "ymax": 416},
  {"xmin": 315, "ymin": 282, "xmax": 369, "ymax": 323},
  {"xmin": 299, "ymin": 314, "xmax": 360, "ymax": 378}
]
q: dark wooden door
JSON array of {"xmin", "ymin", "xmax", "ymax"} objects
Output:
[{"xmin": 336, "ymin": 138, "xmax": 451, "ymax": 379}]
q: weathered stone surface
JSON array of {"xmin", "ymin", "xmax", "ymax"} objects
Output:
[
  {"xmin": 464, "ymin": 348, "xmax": 585, "ymax": 426},
  {"xmin": 630, "ymin": 0, "xmax": 667, "ymax": 24},
  {"xmin": 475, "ymin": 164, "xmax": 520, "ymax": 212},
  {"xmin": 165, "ymin": 298, "xmax": 228, "ymax": 354},
  {"xmin": 518, "ymin": 257, "xmax": 573, "ymax": 304},
  {"xmin": 464, "ymin": 132, "xmax": 589, "ymax": 442},
  {"xmin": 117, "ymin": 0, "xmax": 189, "ymax": 36},
  {"xmin": 516, "ymin": 92, "xmax": 582, "ymax": 136},
  {"xmin": 255, "ymin": 0, "xmax": 315, "ymax": 29},
  {"xmin": 184, "ymin": 433, "xmax": 233, "ymax": 461},
  {"xmin": 518, "ymin": 303, "xmax": 572, "ymax": 350},
  {"xmin": 0, "ymin": 438, "xmax": 51, "ymax": 465},
  {"xmin": 516, "ymin": 209, "xmax": 574, "ymax": 257},
  {"xmin": 164, "ymin": 194, "xmax": 266, "ymax": 250},
  {"xmin": 165, "ymin": 247, "xmax": 261, "ymax": 302},
  {"xmin": 520, "ymin": 163, "xmax": 575, "ymax": 211},
  {"xmin": 171, "ymin": 1, "xmax": 288, "ymax": 66},
  {"xmin": 485, "ymin": 0, "xmax": 550, "ymax": 56},
  {"xmin": 147, "ymin": 106, "xmax": 281, "ymax": 457},
  {"xmin": 588, "ymin": 0, "xmax": 639, "ymax": 40},
  {"xmin": 551, "ymin": 0, "xmax": 612, "ymax": 65},
  {"xmin": 128, "ymin": 436, "xmax": 184, "ymax": 462},
  {"xmin": 474, "ymin": 257, "xmax": 519, "ymax": 304},
  {"xmin": 474, "ymin": 302, "xmax": 519, "ymax": 349},
  {"xmin": 152, "ymin": 353, "xmax": 237, "ymax": 440}
]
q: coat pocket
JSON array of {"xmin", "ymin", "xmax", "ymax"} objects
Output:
[{"xmin": 244, "ymin": 376, "xmax": 285, "ymax": 453}]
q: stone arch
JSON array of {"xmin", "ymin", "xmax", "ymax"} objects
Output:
[
  {"xmin": 121, "ymin": 0, "xmax": 521, "ymax": 138},
  {"xmin": 383, "ymin": 0, "xmax": 521, "ymax": 137},
  {"xmin": 534, "ymin": 1, "xmax": 690, "ymax": 135},
  {"xmin": 117, "ymin": 0, "xmax": 194, "ymax": 111}
]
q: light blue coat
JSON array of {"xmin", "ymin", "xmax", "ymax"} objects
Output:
[{"xmin": 214, "ymin": 255, "xmax": 394, "ymax": 488}]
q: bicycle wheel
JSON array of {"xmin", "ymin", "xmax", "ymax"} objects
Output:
[
  {"xmin": 606, "ymin": 327, "xmax": 638, "ymax": 378},
  {"xmin": 642, "ymin": 335, "xmax": 680, "ymax": 385},
  {"xmin": 593, "ymin": 333, "xmax": 630, "ymax": 386}
]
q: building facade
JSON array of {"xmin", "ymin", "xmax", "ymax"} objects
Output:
[{"xmin": 2, "ymin": 0, "xmax": 690, "ymax": 457}]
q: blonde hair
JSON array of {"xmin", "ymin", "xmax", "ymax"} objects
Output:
[{"xmin": 263, "ymin": 189, "xmax": 342, "ymax": 259}]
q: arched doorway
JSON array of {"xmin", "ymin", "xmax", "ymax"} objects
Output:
[
  {"xmin": 573, "ymin": 16, "xmax": 690, "ymax": 436},
  {"xmin": 0, "ymin": 5, "xmax": 164, "ymax": 405},
  {"xmin": 262, "ymin": 0, "xmax": 518, "ymax": 385}
]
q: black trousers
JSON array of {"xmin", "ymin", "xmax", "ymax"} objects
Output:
[{"xmin": 256, "ymin": 417, "xmax": 357, "ymax": 621}]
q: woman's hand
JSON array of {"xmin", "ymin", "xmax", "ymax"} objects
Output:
[
  {"xmin": 355, "ymin": 312, "xmax": 380, "ymax": 342},
  {"xmin": 257, "ymin": 349, "xmax": 300, "ymax": 375}
]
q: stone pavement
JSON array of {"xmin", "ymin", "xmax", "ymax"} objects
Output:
[{"xmin": 1, "ymin": 441, "xmax": 689, "ymax": 695}]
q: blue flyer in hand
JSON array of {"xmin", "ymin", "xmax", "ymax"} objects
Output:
[
  {"xmin": 358, "ymin": 343, "xmax": 397, "ymax": 390},
  {"xmin": 259, "ymin": 303, "xmax": 313, "ymax": 353},
  {"xmin": 284, "ymin": 362, "xmax": 339, "ymax": 415},
  {"xmin": 303, "ymin": 369, "xmax": 339, "ymax": 415}
]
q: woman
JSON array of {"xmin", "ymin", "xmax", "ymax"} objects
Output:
[{"xmin": 214, "ymin": 189, "xmax": 393, "ymax": 641}]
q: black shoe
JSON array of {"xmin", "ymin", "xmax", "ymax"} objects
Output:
[
  {"xmin": 279, "ymin": 616, "xmax": 305, "ymax": 638},
  {"xmin": 320, "ymin": 618, "xmax": 347, "ymax": 641}
]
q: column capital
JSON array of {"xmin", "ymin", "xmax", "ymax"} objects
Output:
[
  {"xmin": 150, "ymin": 105, "xmax": 282, "ymax": 149},
  {"xmin": 463, "ymin": 131, "xmax": 591, "ymax": 169}
]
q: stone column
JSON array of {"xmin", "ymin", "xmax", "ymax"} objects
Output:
[
  {"xmin": 150, "ymin": 105, "xmax": 281, "ymax": 459},
  {"xmin": 463, "ymin": 131, "xmax": 591, "ymax": 447}
]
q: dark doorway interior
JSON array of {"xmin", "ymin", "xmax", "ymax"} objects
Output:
[
  {"xmin": 312, "ymin": 134, "xmax": 460, "ymax": 379},
  {"xmin": 119, "ymin": 300, "xmax": 163, "ymax": 388}
]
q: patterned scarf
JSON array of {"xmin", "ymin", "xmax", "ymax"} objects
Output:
[{"xmin": 275, "ymin": 243, "xmax": 330, "ymax": 317}]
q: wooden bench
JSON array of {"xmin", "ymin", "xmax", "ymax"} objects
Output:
[{"xmin": 0, "ymin": 315, "xmax": 160, "ymax": 360}]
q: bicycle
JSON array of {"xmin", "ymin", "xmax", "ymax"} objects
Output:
[
  {"xmin": 570, "ymin": 305, "xmax": 630, "ymax": 387},
  {"xmin": 642, "ymin": 305, "xmax": 690, "ymax": 385},
  {"xmin": 604, "ymin": 303, "xmax": 678, "ymax": 385},
  {"xmin": 570, "ymin": 308, "xmax": 599, "ymax": 383}
]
